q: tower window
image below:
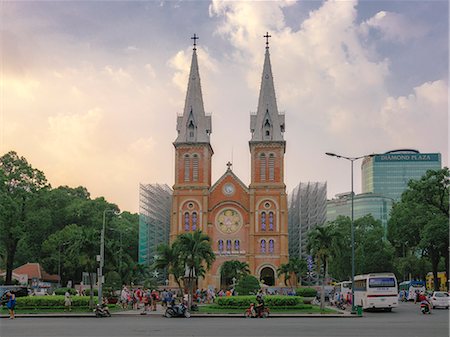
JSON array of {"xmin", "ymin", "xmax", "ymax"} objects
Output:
[
  {"xmin": 234, "ymin": 240, "xmax": 240, "ymax": 252},
  {"xmin": 184, "ymin": 155, "xmax": 190, "ymax": 182},
  {"xmin": 268, "ymin": 154, "xmax": 275, "ymax": 181},
  {"xmin": 218, "ymin": 240, "xmax": 224, "ymax": 253},
  {"xmin": 184, "ymin": 212, "xmax": 190, "ymax": 231},
  {"xmin": 269, "ymin": 212, "xmax": 274, "ymax": 231},
  {"xmin": 266, "ymin": 130, "xmax": 270, "ymax": 136},
  {"xmin": 261, "ymin": 212, "xmax": 267, "ymax": 231},
  {"xmin": 260, "ymin": 240, "xmax": 266, "ymax": 254},
  {"xmin": 192, "ymin": 212, "xmax": 197, "ymax": 231},
  {"xmin": 192, "ymin": 154, "xmax": 199, "ymax": 181},
  {"xmin": 260, "ymin": 153, "xmax": 266, "ymax": 181},
  {"xmin": 269, "ymin": 239, "xmax": 274, "ymax": 254},
  {"xmin": 226, "ymin": 240, "xmax": 232, "ymax": 254}
]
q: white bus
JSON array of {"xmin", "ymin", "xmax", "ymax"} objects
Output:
[
  {"xmin": 354, "ymin": 273, "xmax": 398, "ymax": 311},
  {"xmin": 398, "ymin": 280, "xmax": 425, "ymax": 301},
  {"xmin": 334, "ymin": 281, "xmax": 352, "ymax": 301}
]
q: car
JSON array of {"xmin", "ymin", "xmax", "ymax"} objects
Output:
[
  {"xmin": 430, "ymin": 291, "xmax": 449, "ymax": 309},
  {"xmin": 0, "ymin": 286, "xmax": 29, "ymax": 306}
]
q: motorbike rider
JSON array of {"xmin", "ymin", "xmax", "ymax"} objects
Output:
[
  {"xmin": 418, "ymin": 292, "xmax": 431, "ymax": 312},
  {"xmin": 255, "ymin": 290, "xmax": 265, "ymax": 317}
]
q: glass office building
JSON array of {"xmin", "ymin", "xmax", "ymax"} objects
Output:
[
  {"xmin": 326, "ymin": 192, "xmax": 394, "ymax": 232},
  {"xmin": 361, "ymin": 149, "xmax": 441, "ymax": 201}
]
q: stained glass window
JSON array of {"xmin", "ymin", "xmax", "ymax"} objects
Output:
[
  {"xmin": 269, "ymin": 239, "xmax": 274, "ymax": 254},
  {"xmin": 192, "ymin": 212, "xmax": 197, "ymax": 231},
  {"xmin": 261, "ymin": 240, "xmax": 266, "ymax": 254},
  {"xmin": 269, "ymin": 212, "xmax": 274, "ymax": 231},
  {"xmin": 226, "ymin": 240, "xmax": 232, "ymax": 253},
  {"xmin": 184, "ymin": 212, "xmax": 190, "ymax": 231},
  {"xmin": 261, "ymin": 212, "xmax": 266, "ymax": 231},
  {"xmin": 218, "ymin": 240, "xmax": 224, "ymax": 253},
  {"xmin": 234, "ymin": 240, "xmax": 240, "ymax": 251}
]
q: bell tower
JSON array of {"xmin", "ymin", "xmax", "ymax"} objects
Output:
[
  {"xmin": 171, "ymin": 34, "xmax": 213, "ymax": 242},
  {"xmin": 248, "ymin": 33, "xmax": 288, "ymax": 286}
]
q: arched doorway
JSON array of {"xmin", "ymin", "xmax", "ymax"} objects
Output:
[{"xmin": 260, "ymin": 267, "xmax": 275, "ymax": 286}]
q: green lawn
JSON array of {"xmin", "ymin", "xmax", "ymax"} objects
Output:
[
  {"xmin": 0, "ymin": 305, "xmax": 122, "ymax": 315},
  {"xmin": 197, "ymin": 305, "xmax": 338, "ymax": 314}
]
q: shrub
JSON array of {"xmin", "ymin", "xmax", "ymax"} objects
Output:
[
  {"xmin": 54, "ymin": 288, "xmax": 77, "ymax": 296},
  {"xmin": 235, "ymin": 275, "xmax": 260, "ymax": 295},
  {"xmin": 15, "ymin": 296, "xmax": 98, "ymax": 309},
  {"xmin": 216, "ymin": 295, "xmax": 303, "ymax": 308},
  {"xmin": 296, "ymin": 287, "xmax": 317, "ymax": 297},
  {"xmin": 85, "ymin": 288, "xmax": 98, "ymax": 296}
]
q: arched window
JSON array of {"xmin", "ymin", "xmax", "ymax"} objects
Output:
[
  {"xmin": 268, "ymin": 154, "xmax": 275, "ymax": 181},
  {"xmin": 234, "ymin": 240, "xmax": 240, "ymax": 251},
  {"xmin": 184, "ymin": 155, "xmax": 190, "ymax": 182},
  {"xmin": 192, "ymin": 212, "xmax": 197, "ymax": 231},
  {"xmin": 261, "ymin": 212, "xmax": 267, "ymax": 231},
  {"xmin": 192, "ymin": 154, "xmax": 199, "ymax": 182},
  {"xmin": 260, "ymin": 153, "xmax": 266, "ymax": 181},
  {"xmin": 218, "ymin": 240, "xmax": 224, "ymax": 253},
  {"xmin": 269, "ymin": 212, "xmax": 274, "ymax": 231},
  {"xmin": 260, "ymin": 240, "xmax": 266, "ymax": 254},
  {"xmin": 226, "ymin": 240, "xmax": 232, "ymax": 253},
  {"xmin": 184, "ymin": 212, "xmax": 190, "ymax": 231},
  {"xmin": 269, "ymin": 239, "xmax": 274, "ymax": 254}
]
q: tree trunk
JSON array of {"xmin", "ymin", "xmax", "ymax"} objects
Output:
[
  {"xmin": 5, "ymin": 239, "xmax": 18, "ymax": 285},
  {"xmin": 89, "ymin": 272, "xmax": 94, "ymax": 309},
  {"xmin": 431, "ymin": 249, "xmax": 440, "ymax": 291}
]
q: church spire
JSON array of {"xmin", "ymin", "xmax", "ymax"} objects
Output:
[
  {"xmin": 175, "ymin": 34, "xmax": 212, "ymax": 144},
  {"xmin": 250, "ymin": 33, "xmax": 285, "ymax": 142}
]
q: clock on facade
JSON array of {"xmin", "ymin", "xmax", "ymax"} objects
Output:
[
  {"xmin": 216, "ymin": 209, "xmax": 242, "ymax": 234},
  {"xmin": 222, "ymin": 183, "xmax": 235, "ymax": 195}
]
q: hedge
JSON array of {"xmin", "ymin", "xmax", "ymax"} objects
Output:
[
  {"xmin": 296, "ymin": 287, "xmax": 317, "ymax": 297},
  {"xmin": 216, "ymin": 295, "xmax": 303, "ymax": 308},
  {"xmin": 15, "ymin": 296, "xmax": 98, "ymax": 309},
  {"xmin": 54, "ymin": 288, "xmax": 77, "ymax": 296}
]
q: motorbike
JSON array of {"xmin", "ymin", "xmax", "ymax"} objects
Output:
[
  {"xmin": 336, "ymin": 300, "xmax": 346, "ymax": 311},
  {"xmin": 420, "ymin": 301, "xmax": 431, "ymax": 314},
  {"xmin": 94, "ymin": 304, "xmax": 111, "ymax": 317},
  {"xmin": 245, "ymin": 303, "xmax": 270, "ymax": 318},
  {"xmin": 164, "ymin": 302, "xmax": 191, "ymax": 318}
]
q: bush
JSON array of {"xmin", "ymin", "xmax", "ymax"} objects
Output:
[
  {"xmin": 216, "ymin": 295, "xmax": 303, "ymax": 308},
  {"xmin": 296, "ymin": 287, "xmax": 317, "ymax": 297},
  {"xmin": 85, "ymin": 288, "xmax": 98, "ymax": 296},
  {"xmin": 235, "ymin": 275, "xmax": 260, "ymax": 295},
  {"xmin": 15, "ymin": 296, "xmax": 98, "ymax": 309},
  {"xmin": 54, "ymin": 288, "xmax": 77, "ymax": 296}
]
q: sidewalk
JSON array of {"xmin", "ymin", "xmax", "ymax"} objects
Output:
[{"xmin": 0, "ymin": 306, "xmax": 358, "ymax": 318}]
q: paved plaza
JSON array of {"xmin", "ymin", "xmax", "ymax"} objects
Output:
[{"xmin": 1, "ymin": 302, "xmax": 448, "ymax": 337}]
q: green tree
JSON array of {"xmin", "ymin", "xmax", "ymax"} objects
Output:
[
  {"xmin": 307, "ymin": 225, "xmax": 335, "ymax": 310},
  {"xmin": 154, "ymin": 243, "xmax": 184, "ymax": 290},
  {"xmin": 220, "ymin": 260, "xmax": 250, "ymax": 287},
  {"xmin": 388, "ymin": 168, "xmax": 449, "ymax": 290},
  {"xmin": 235, "ymin": 275, "xmax": 260, "ymax": 295},
  {"xmin": 174, "ymin": 230, "xmax": 215, "ymax": 309},
  {"xmin": 277, "ymin": 257, "xmax": 307, "ymax": 287},
  {"xmin": 327, "ymin": 216, "xmax": 352, "ymax": 282},
  {"xmin": 0, "ymin": 151, "xmax": 49, "ymax": 284}
]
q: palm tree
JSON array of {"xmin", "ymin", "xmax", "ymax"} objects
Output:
[
  {"xmin": 174, "ymin": 230, "xmax": 215, "ymax": 309},
  {"xmin": 277, "ymin": 258, "xmax": 307, "ymax": 287},
  {"xmin": 307, "ymin": 225, "xmax": 335, "ymax": 310},
  {"xmin": 154, "ymin": 243, "xmax": 184, "ymax": 290},
  {"xmin": 220, "ymin": 260, "xmax": 250, "ymax": 287}
]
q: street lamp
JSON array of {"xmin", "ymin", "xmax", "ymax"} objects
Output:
[
  {"xmin": 325, "ymin": 152, "xmax": 375, "ymax": 313},
  {"xmin": 98, "ymin": 209, "xmax": 120, "ymax": 306},
  {"xmin": 58, "ymin": 241, "xmax": 70, "ymax": 288}
]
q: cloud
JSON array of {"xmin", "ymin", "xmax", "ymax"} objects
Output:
[{"xmin": 361, "ymin": 11, "xmax": 428, "ymax": 43}]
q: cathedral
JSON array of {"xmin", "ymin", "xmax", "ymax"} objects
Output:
[{"xmin": 170, "ymin": 35, "xmax": 288, "ymax": 289}]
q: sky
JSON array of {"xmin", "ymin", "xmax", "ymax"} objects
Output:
[{"xmin": 1, "ymin": 0, "xmax": 448, "ymax": 213}]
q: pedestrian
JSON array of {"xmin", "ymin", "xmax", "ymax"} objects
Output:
[
  {"xmin": 151, "ymin": 289, "xmax": 159, "ymax": 311},
  {"xmin": 120, "ymin": 285, "xmax": 128, "ymax": 310},
  {"xmin": 64, "ymin": 290, "xmax": 72, "ymax": 312},
  {"xmin": 6, "ymin": 291, "xmax": 16, "ymax": 319}
]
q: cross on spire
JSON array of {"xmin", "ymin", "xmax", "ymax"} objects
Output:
[
  {"xmin": 264, "ymin": 32, "xmax": 271, "ymax": 49},
  {"xmin": 226, "ymin": 161, "xmax": 232, "ymax": 170},
  {"xmin": 191, "ymin": 33, "xmax": 199, "ymax": 50}
]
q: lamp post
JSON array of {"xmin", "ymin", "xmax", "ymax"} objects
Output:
[
  {"xmin": 99, "ymin": 209, "xmax": 120, "ymax": 306},
  {"xmin": 325, "ymin": 152, "xmax": 375, "ymax": 313}
]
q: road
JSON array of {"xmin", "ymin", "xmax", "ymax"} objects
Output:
[{"xmin": 1, "ymin": 302, "xmax": 448, "ymax": 337}]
